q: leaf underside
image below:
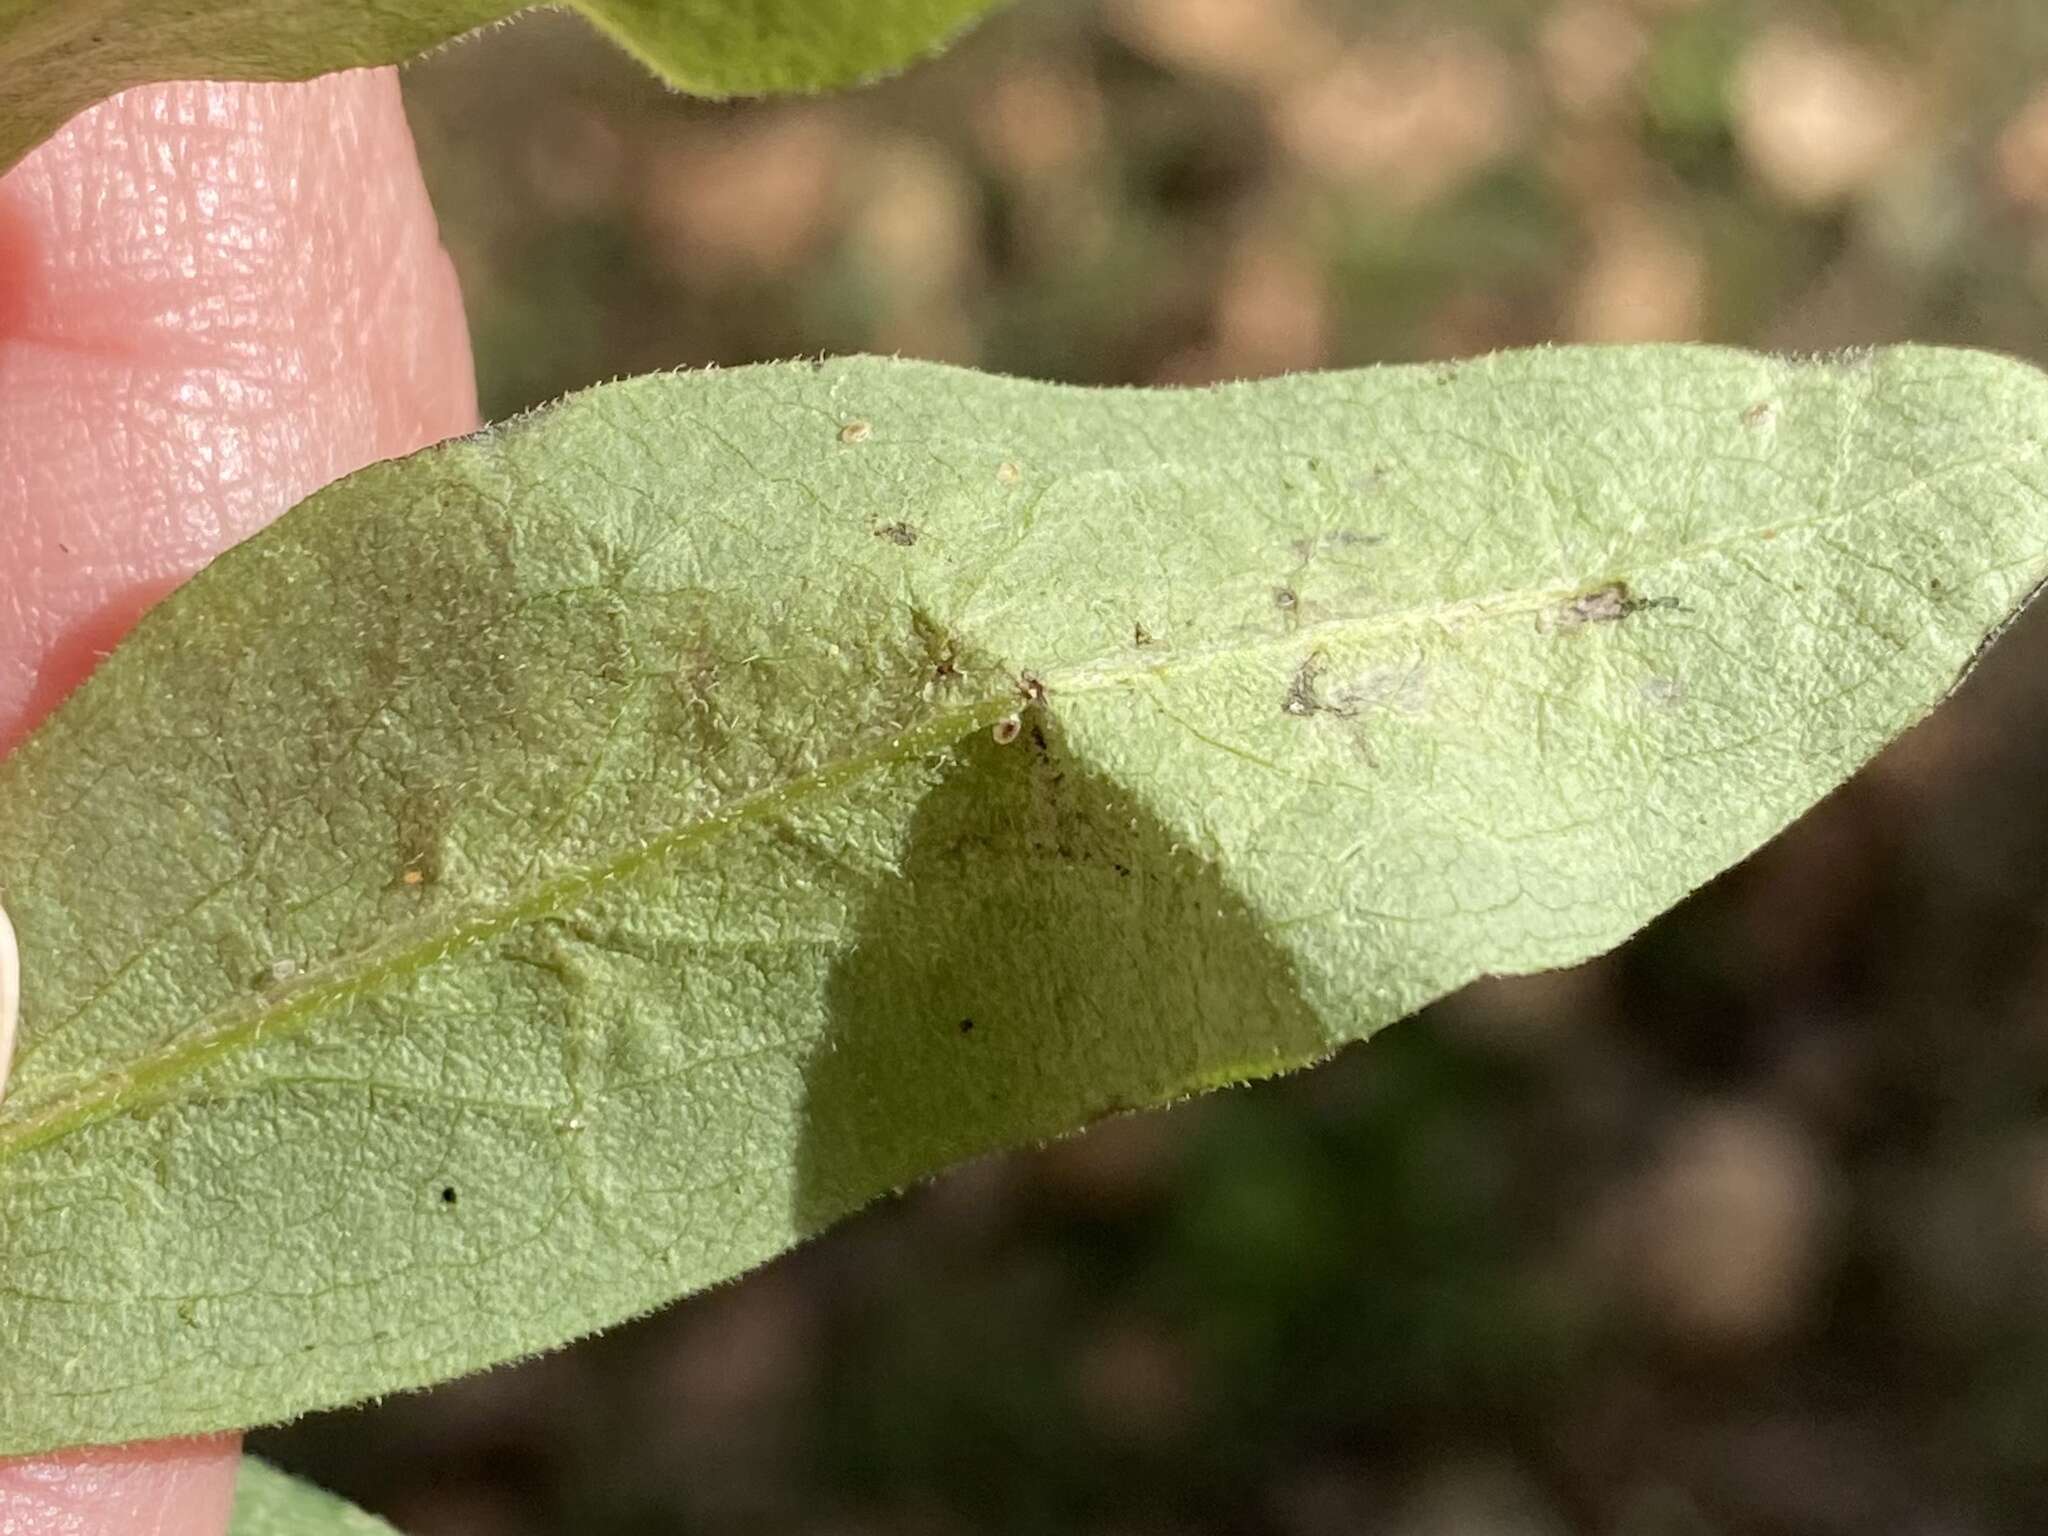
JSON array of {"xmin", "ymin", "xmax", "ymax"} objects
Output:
[
  {"xmin": 229, "ymin": 1457, "xmax": 401, "ymax": 1535},
  {"xmin": 0, "ymin": 347, "xmax": 2045, "ymax": 1453},
  {"xmin": 0, "ymin": 0, "xmax": 1004, "ymax": 175}
]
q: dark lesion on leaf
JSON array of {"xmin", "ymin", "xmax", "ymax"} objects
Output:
[
  {"xmin": 1284, "ymin": 651, "xmax": 1345, "ymax": 718},
  {"xmin": 1553, "ymin": 580, "xmax": 1681, "ymax": 630},
  {"xmin": 393, "ymin": 788, "xmax": 449, "ymax": 892},
  {"xmin": 874, "ymin": 522, "xmax": 919, "ymax": 547},
  {"xmin": 911, "ymin": 608, "xmax": 964, "ymax": 691},
  {"xmin": 991, "ymin": 675, "xmax": 1049, "ymax": 748},
  {"xmin": 1285, "ymin": 653, "xmax": 1430, "ymax": 734}
]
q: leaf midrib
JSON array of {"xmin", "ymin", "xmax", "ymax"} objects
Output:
[{"xmin": 0, "ymin": 498, "xmax": 1898, "ymax": 1165}]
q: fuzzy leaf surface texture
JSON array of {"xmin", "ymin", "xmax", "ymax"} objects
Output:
[
  {"xmin": 0, "ymin": 0, "xmax": 1003, "ymax": 173},
  {"xmin": 229, "ymin": 1459, "xmax": 401, "ymax": 1536},
  {"xmin": 0, "ymin": 347, "xmax": 2044, "ymax": 1452}
]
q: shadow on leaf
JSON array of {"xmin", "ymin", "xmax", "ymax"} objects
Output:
[{"xmin": 794, "ymin": 710, "xmax": 1330, "ymax": 1233}]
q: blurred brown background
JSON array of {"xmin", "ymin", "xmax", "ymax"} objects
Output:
[{"xmin": 252, "ymin": 1, "xmax": 2048, "ymax": 1530}]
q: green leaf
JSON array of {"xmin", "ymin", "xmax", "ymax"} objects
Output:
[
  {"xmin": 0, "ymin": 347, "xmax": 2043, "ymax": 1453},
  {"xmin": 230, "ymin": 1458, "xmax": 402, "ymax": 1536},
  {"xmin": 0, "ymin": 0, "xmax": 1003, "ymax": 174}
]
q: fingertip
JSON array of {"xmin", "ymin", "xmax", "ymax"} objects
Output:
[
  {"xmin": 0, "ymin": 67, "xmax": 473, "ymax": 1536},
  {"xmin": 0, "ymin": 1434, "xmax": 242, "ymax": 1536},
  {"xmin": 0, "ymin": 69, "xmax": 477, "ymax": 754}
]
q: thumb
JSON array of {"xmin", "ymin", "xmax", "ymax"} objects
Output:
[
  {"xmin": 0, "ymin": 68, "xmax": 477, "ymax": 752},
  {"xmin": 0, "ymin": 68, "xmax": 476, "ymax": 1531}
]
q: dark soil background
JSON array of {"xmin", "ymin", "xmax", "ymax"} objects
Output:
[{"xmin": 253, "ymin": 2, "xmax": 2048, "ymax": 1529}]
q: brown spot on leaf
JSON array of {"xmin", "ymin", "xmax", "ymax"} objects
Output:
[
  {"xmin": 1565, "ymin": 582, "xmax": 1635, "ymax": 625},
  {"xmin": 394, "ymin": 788, "xmax": 448, "ymax": 890},
  {"xmin": 997, "ymin": 460, "xmax": 1022, "ymax": 484},
  {"xmin": 910, "ymin": 608, "xmax": 963, "ymax": 692},
  {"xmin": 838, "ymin": 419, "xmax": 872, "ymax": 445},
  {"xmin": 875, "ymin": 522, "xmax": 919, "ymax": 547},
  {"xmin": 1554, "ymin": 581, "xmax": 1680, "ymax": 629},
  {"xmin": 1285, "ymin": 654, "xmax": 1426, "ymax": 721},
  {"xmin": 1133, "ymin": 621, "xmax": 1154, "ymax": 647},
  {"xmin": 1284, "ymin": 651, "xmax": 1332, "ymax": 717},
  {"xmin": 993, "ymin": 715, "xmax": 1024, "ymax": 745}
]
